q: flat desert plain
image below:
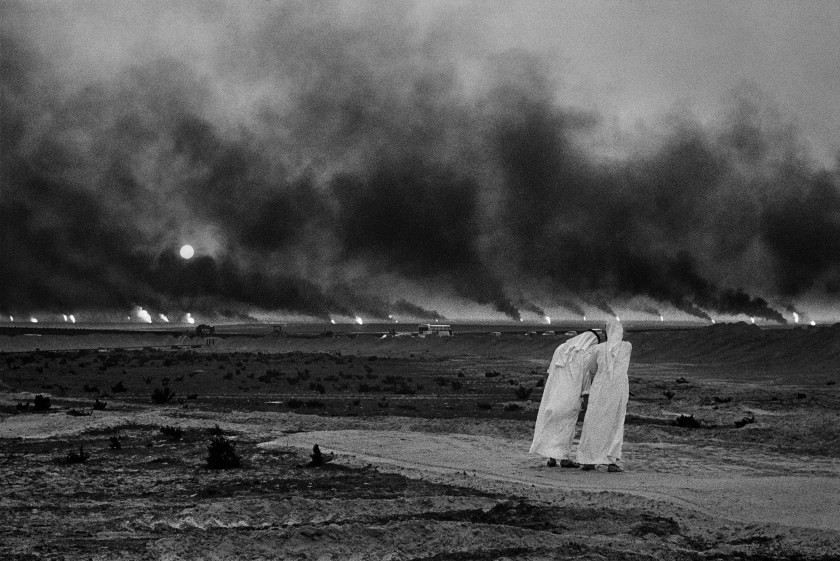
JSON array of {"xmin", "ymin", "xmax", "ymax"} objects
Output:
[{"xmin": 1, "ymin": 323, "xmax": 839, "ymax": 560}]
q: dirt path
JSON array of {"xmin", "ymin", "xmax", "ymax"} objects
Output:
[{"xmin": 261, "ymin": 429, "xmax": 840, "ymax": 532}]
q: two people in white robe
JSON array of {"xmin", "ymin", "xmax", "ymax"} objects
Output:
[{"xmin": 529, "ymin": 320, "xmax": 631, "ymax": 471}]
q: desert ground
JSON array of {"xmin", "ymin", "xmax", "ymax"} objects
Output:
[{"xmin": 2, "ymin": 323, "xmax": 839, "ymax": 560}]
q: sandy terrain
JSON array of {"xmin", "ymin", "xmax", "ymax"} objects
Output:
[{"xmin": 2, "ymin": 323, "xmax": 839, "ymax": 559}]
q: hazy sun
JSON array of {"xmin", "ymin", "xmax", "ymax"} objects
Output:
[{"xmin": 179, "ymin": 244, "xmax": 195, "ymax": 259}]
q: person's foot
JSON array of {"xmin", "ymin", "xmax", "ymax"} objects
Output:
[
  {"xmin": 607, "ymin": 463, "xmax": 624, "ymax": 473},
  {"xmin": 580, "ymin": 464, "xmax": 596, "ymax": 471},
  {"xmin": 547, "ymin": 458, "xmax": 557, "ymax": 467},
  {"xmin": 560, "ymin": 459, "xmax": 580, "ymax": 468}
]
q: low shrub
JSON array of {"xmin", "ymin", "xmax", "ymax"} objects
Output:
[
  {"xmin": 93, "ymin": 399, "xmax": 107, "ymax": 410},
  {"xmin": 111, "ymin": 381, "xmax": 127, "ymax": 393},
  {"xmin": 734, "ymin": 415, "xmax": 756, "ymax": 428},
  {"xmin": 109, "ymin": 436, "xmax": 122, "ymax": 450},
  {"xmin": 151, "ymin": 387, "xmax": 175, "ymax": 404},
  {"xmin": 33, "ymin": 394, "xmax": 51, "ymax": 411},
  {"xmin": 287, "ymin": 398, "xmax": 304, "ymax": 408},
  {"xmin": 206, "ymin": 435, "xmax": 240, "ymax": 469},
  {"xmin": 160, "ymin": 425, "xmax": 183, "ymax": 440},
  {"xmin": 484, "ymin": 370, "xmax": 501, "ymax": 378},
  {"xmin": 514, "ymin": 386, "xmax": 533, "ymax": 400},
  {"xmin": 476, "ymin": 402, "xmax": 492, "ymax": 410},
  {"xmin": 64, "ymin": 446, "xmax": 90, "ymax": 464}
]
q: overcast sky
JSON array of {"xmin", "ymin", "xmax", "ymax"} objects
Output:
[{"xmin": 2, "ymin": 1, "xmax": 839, "ymax": 322}]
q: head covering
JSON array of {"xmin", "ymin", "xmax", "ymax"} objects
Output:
[
  {"xmin": 553, "ymin": 330, "xmax": 598, "ymax": 369},
  {"xmin": 604, "ymin": 320, "xmax": 624, "ymax": 377}
]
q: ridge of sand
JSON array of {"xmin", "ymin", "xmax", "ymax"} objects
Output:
[{"xmin": 260, "ymin": 429, "xmax": 840, "ymax": 532}]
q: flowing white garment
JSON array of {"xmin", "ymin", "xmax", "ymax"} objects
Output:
[
  {"xmin": 529, "ymin": 332, "xmax": 598, "ymax": 460},
  {"xmin": 577, "ymin": 321, "xmax": 632, "ymax": 465}
]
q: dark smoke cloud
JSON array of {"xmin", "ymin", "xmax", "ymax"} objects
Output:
[
  {"xmin": 1, "ymin": 2, "xmax": 837, "ymax": 322},
  {"xmin": 521, "ymin": 302, "xmax": 546, "ymax": 318},
  {"xmin": 390, "ymin": 299, "xmax": 445, "ymax": 321}
]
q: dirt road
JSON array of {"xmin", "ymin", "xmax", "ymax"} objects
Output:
[{"xmin": 263, "ymin": 429, "xmax": 840, "ymax": 532}]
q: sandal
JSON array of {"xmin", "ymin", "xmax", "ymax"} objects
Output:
[
  {"xmin": 607, "ymin": 464, "xmax": 624, "ymax": 473},
  {"xmin": 560, "ymin": 459, "xmax": 580, "ymax": 468},
  {"xmin": 580, "ymin": 464, "xmax": 596, "ymax": 471},
  {"xmin": 547, "ymin": 458, "xmax": 557, "ymax": 467}
]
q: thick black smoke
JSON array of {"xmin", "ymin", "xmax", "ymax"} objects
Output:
[
  {"xmin": 1, "ymin": 2, "xmax": 837, "ymax": 322},
  {"xmin": 390, "ymin": 299, "xmax": 445, "ymax": 321}
]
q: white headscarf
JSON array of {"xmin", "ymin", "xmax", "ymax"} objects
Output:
[
  {"xmin": 551, "ymin": 330, "xmax": 598, "ymax": 370},
  {"xmin": 603, "ymin": 320, "xmax": 624, "ymax": 378}
]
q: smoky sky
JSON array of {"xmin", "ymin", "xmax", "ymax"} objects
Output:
[{"xmin": 1, "ymin": 1, "xmax": 839, "ymax": 322}]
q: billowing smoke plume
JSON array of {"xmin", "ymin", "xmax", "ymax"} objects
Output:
[
  {"xmin": 390, "ymin": 299, "xmax": 445, "ymax": 321},
  {"xmin": 1, "ymin": 2, "xmax": 837, "ymax": 322}
]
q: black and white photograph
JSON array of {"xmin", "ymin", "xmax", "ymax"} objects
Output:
[{"xmin": 2, "ymin": 1, "xmax": 839, "ymax": 559}]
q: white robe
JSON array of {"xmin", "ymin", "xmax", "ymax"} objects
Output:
[
  {"xmin": 577, "ymin": 321, "xmax": 632, "ymax": 466},
  {"xmin": 529, "ymin": 332, "xmax": 598, "ymax": 460}
]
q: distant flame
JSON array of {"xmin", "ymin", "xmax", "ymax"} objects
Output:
[
  {"xmin": 711, "ymin": 319, "xmax": 716, "ymax": 324},
  {"xmin": 750, "ymin": 316, "xmax": 756, "ymax": 324},
  {"xmin": 62, "ymin": 314, "xmax": 68, "ymax": 322},
  {"xmin": 159, "ymin": 314, "xmax": 169, "ymax": 323},
  {"xmin": 660, "ymin": 315, "xmax": 664, "ymax": 322},
  {"xmin": 69, "ymin": 314, "xmax": 76, "ymax": 323},
  {"xmin": 810, "ymin": 320, "xmax": 817, "ymax": 326},
  {"xmin": 355, "ymin": 316, "xmax": 363, "ymax": 325},
  {"xmin": 9, "ymin": 316, "xmax": 13, "ymax": 321},
  {"xmin": 544, "ymin": 316, "xmax": 551, "ymax": 324},
  {"xmin": 30, "ymin": 317, "xmax": 38, "ymax": 323},
  {"xmin": 582, "ymin": 315, "xmax": 586, "ymax": 321},
  {"xmin": 184, "ymin": 313, "xmax": 195, "ymax": 325},
  {"xmin": 133, "ymin": 306, "xmax": 152, "ymax": 323},
  {"xmin": 792, "ymin": 312, "xmax": 800, "ymax": 323},
  {"xmin": 615, "ymin": 315, "xmax": 620, "ymax": 322},
  {"xmin": 330, "ymin": 319, "xmax": 336, "ymax": 325}
]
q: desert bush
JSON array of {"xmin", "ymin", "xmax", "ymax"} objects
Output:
[
  {"xmin": 712, "ymin": 396, "xmax": 732, "ymax": 404},
  {"xmin": 535, "ymin": 378, "xmax": 544, "ymax": 388},
  {"xmin": 66, "ymin": 408, "xmax": 91, "ymax": 417},
  {"xmin": 514, "ymin": 386, "xmax": 533, "ymax": 400},
  {"xmin": 672, "ymin": 414, "xmax": 714, "ymax": 428},
  {"xmin": 450, "ymin": 380, "xmax": 463, "ymax": 391},
  {"xmin": 64, "ymin": 446, "xmax": 90, "ymax": 464},
  {"xmin": 305, "ymin": 399, "xmax": 326, "ymax": 408},
  {"xmin": 93, "ymin": 398, "xmax": 107, "ymax": 410},
  {"xmin": 395, "ymin": 384, "xmax": 416, "ymax": 395},
  {"xmin": 208, "ymin": 424, "xmax": 224, "ymax": 436},
  {"xmin": 151, "ymin": 386, "xmax": 175, "ymax": 404},
  {"xmin": 287, "ymin": 398, "xmax": 304, "ymax": 408},
  {"xmin": 476, "ymin": 402, "xmax": 492, "ymax": 410},
  {"xmin": 377, "ymin": 397, "xmax": 389, "ymax": 408},
  {"xmin": 358, "ymin": 382, "xmax": 381, "ymax": 392},
  {"xmin": 109, "ymin": 436, "xmax": 122, "ymax": 450},
  {"xmin": 484, "ymin": 370, "xmax": 501, "ymax": 378},
  {"xmin": 33, "ymin": 394, "xmax": 51, "ymax": 411},
  {"xmin": 111, "ymin": 381, "xmax": 127, "ymax": 393},
  {"xmin": 457, "ymin": 371, "xmax": 465, "ymax": 378},
  {"xmin": 310, "ymin": 381, "xmax": 326, "ymax": 394},
  {"xmin": 504, "ymin": 403, "xmax": 522, "ymax": 411},
  {"xmin": 83, "ymin": 384, "xmax": 99, "ymax": 393},
  {"xmin": 734, "ymin": 415, "xmax": 756, "ymax": 428},
  {"xmin": 206, "ymin": 435, "xmax": 241, "ymax": 469},
  {"xmin": 160, "ymin": 425, "xmax": 183, "ymax": 440}
]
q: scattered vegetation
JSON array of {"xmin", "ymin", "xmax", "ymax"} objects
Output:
[
  {"xmin": 111, "ymin": 381, "xmax": 127, "ymax": 393},
  {"xmin": 734, "ymin": 415, "xmax": 756, "ymax": 428},
  {"xmin": 151, "ymin": 386, "xmax": 175, "ymax": 404},
  {"xmin": 206, "ymin": 435, "xmax": 240, "ymax": 469},
  {"xmin": 484, "ymin": 370, "xmax": 501, "ymax": 378},
  {"xmin": 63, "ymin": 446, "xmax": 90, "ymax": 465},
  {"xmin": 159, "ymin": 425, "xmax": 183, "ymax": 440},
  {"xmin": 109, "ymin": 436, "xmax": 122, "ymax": 450},
  {"xmin": 93, "ymin": 399, "xmax": 107, "ymax": 410},
  {"xmin": 33, "ymin": 394, "xmax": 51, "ymax": 411},
  {"xmin": 514, "ymin": 386, "xmax": 533, "ymax": 400}
]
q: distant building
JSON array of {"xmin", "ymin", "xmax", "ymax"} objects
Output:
[{"xmin": 418, "ymin": 324, "xmax": 453, "ymax": 336}]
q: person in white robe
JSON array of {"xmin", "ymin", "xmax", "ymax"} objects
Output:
[
  {"xmin": 577, "ymin": 320, "xmax": 632, "ymax": 472},
  {"xmin": 529, "ymin": 331, "xmax": 600, "ymax": 467}
]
